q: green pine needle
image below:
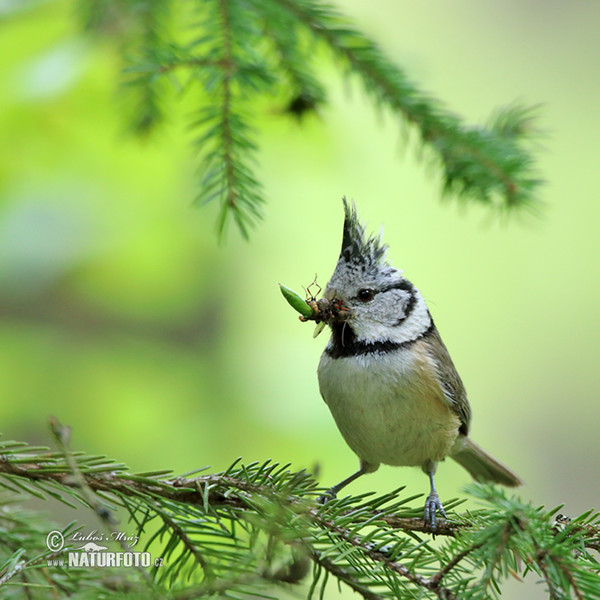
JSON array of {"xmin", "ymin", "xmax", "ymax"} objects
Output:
[
  {"xmin": 2, "ymin": 429, "xmax": 598, "ymax": 599},
  {"xmin": 75, "ymin": 0, "xmax": 545, "ymax": 239}
]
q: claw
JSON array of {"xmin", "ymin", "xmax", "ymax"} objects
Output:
[
  {"xmin": 318, "ymin": 465, "xmax": 371, "ymax": 505},
  {"xmin": 424, "ymin": 491, "xmax": 446, "ymax": 532},
  {"xmin": 316, "ymin": 491, "xmax": 336, "ymax": 505}
]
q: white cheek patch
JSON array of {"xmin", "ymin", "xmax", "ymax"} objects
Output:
[
  {"xmin": 385, "ymin": 289, "xmax": 412, "ymax": 322},
  {"xmin": 363, "ymin": 289, "xmax": 410, "ymax": 326},
  {"xmin": 391, "ymin": 293, "xmax": 431, "ymax": 343},
  {"xmin": 351, "ymin": 290, "xmax": 431, "ymax": 345}
]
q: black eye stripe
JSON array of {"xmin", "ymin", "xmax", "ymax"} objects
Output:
[
  {"xmin": 387, "ymin": 281, "xmax": 417, "ymax": 323},
  {"xmin": 380, "ymin": 280, "xmax": 415, "ymax": 294},
  {"xmin": 356, "ymin": 280, "xmax": 415, "ymax": 303}
]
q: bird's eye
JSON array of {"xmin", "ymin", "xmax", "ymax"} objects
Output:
[{"xmin": 357, "ymin": 288, "xmax": 375, "ymax": 302}]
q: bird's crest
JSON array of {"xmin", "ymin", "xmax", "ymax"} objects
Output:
[{"xmin": 340, "ymin": 197, "xmax": 387, "ymax": 267}]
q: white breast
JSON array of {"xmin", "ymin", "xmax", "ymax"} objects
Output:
[{"xmin": 317, "ymin": 345, "xmax": 460, "ymax": 468}]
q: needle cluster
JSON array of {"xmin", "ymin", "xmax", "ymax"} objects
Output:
[
  {"xmin": 0, "ymin": 422, "xmax": 598, "ymax": 599},
  {"xmin": 76, "ymin": 0, "xmax": 543, "ymax": 239}
]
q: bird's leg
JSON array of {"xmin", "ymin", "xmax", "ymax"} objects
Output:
[
  {"xmin": 423, "ymin": 463, "xmax": 446, "ymax": 532},
  {"xmin": 318, "ymin": 460, "xmax": 376, "ymax": 504}
]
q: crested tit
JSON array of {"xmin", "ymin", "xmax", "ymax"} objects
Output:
[{"xmin": 315, "ymin": 199, "xmax": 522, "ymax": 529}]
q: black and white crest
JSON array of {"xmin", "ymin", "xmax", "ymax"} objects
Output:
[
  {"xmin": 324, "ymin": 198, "xmax": 433, "ymax": 349},
  {"xmin": 329, "ymin": 198, "xmax": 399, "ymax": 290},
  {"xmin": 340, "ymin": 197, "xmax": 388, "ymax": 267}
]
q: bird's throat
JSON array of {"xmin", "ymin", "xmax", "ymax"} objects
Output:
[{"xmin": 325, "ymin": 319, "xmax": 435, "ymax": 359}]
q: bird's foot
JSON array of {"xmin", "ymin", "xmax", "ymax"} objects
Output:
[
  {"xmin": 316, "ymin": 490, "xmax": 337, "ymax": 505},
  {"xmin": 424, "ymin": 491, "xmax": 446, "ymax": 532}
]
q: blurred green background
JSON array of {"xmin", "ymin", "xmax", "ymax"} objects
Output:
[{"xmin": 1, "ymin": 1, "xmax": 599, "ymax": 596}]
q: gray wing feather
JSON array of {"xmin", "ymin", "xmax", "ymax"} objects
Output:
[{"xmin": 426, "ymin": 326, "xmax": 472, "ymax": 435}]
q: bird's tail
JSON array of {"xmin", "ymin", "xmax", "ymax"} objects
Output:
[{"xmin": 451, "ymin": 438, "xmax": 523, "ymax": 487}]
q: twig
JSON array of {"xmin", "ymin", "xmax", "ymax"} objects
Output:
[
  {"xmin": 380, "ymin": 514, "xmax": 461, "ymax": 537},
  {"xmin": 49, "ymin": 417, "xmax": 116, "ymax": 524},
  {"xmin": 310, "ymin": 550, "xmax": 385, "ymax": 600},
  {"xmin": 217, "ymin": 0, "xmax": 238, "ymax": 218},
  {"xmin": 2, "ymin": 458, "xmax": 598, "ymax": 553},
  {"xmin": 2, "ymin": 433, "xmax": 599, "ymax": 600},
  {"xmin": 535, "ymin": 550, "xmax": 565, "ymax": 600},
  {"xmin": 47, "ymin": 417, "xmax": 154, "ymax": 586},
  {"xmin": 151, "ymin": 503, "xmax": 213, "ymax": 579},
  {"xmin": 428, "ymin": 541, "xmax": 484, "ymax": 590},
  {"xmin": 310, "ymin": 511, "xmax": 454, "ymax": 599},
  {"xmin": 0, "ymin": 559, "xmax": 25, "ymax": 587},
  {"xmin": 274, "ymin": 0, "xmax": 530, "ymax": 205}
]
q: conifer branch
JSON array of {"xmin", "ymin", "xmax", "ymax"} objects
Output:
[
  {"xmin": 310, "ymin": 510, "xmax": 442, "ymax": 595},
  {"xmin": 75, "ymin": 0, "xmax": 545, "ymax": 238},
  {"xmin": 0, "ymin": 556, "xmax": 25, "ymax": 587},
  {"xmin": 214, "ymin": 0, "xmax": 250, "ymax": 238},
  {"xmin": 271, "ymin": 0, "xmax": 541, "ymax": 210},
  {"xmin": 311, "ymin": 550, "xmax": 386, "ymax": 600},
  {"xmin": 2, "ymin": 449, "xmax": 599, "ymax": 549},
  {"xmin": 427, "ymin": 541, "xmax": 484, "ymax": 593},
  {"xmin": 1, "ymin": 426, "xmax": 598, "ymax": 599}
]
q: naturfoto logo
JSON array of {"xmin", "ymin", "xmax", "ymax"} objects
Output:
[{"xmin": 45, "ymin": 530, "xmax": 162, "ymax": 569}]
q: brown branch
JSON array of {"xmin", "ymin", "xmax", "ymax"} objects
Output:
[
  {"xmin": 0, "ymin": 455, "xmax": 459, "ymax": 597},
  {"xmin": 310, "ymin": 550, "xmax": 385, "ymax": 600},
  {"xmin": 2, "ymin": 457, "xmax": 598, "ymax": 552},
  {"xmin": 0, "ymin": 558, "xmax": 25, "ymax": 588},
  {"xmin": 1, "ymin": 428, "xmax": 599, "ymax": 600},
  {"xmin": 380, "ymin": 514, "xmax": 461, "ymax": 537},
  {"xmin": 310, "ymin": 511, "xmax": 454, "ymax": 599},
  {"xmin": 559, "ymin": 561, "xmax": 585, "ymax": 600},
  {"xmin": 535, "ymin": 549, "xmax": 568, "ymax": 600},
  {"xmin": 428, "ymin": 541, "xmax": 484, "ymax": 591}
]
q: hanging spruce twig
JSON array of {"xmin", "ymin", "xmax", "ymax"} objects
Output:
[{"xmin": 78, "ymin": 0, "xmax": 544, "ymax": 238}]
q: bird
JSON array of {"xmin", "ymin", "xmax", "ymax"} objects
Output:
[{"xmin": 314, "ymin": 198, "xmax": 522, "ymax": 530}]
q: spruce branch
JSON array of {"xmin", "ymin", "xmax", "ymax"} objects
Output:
[
  {"xmin": 0, "ymin": 552, "xmax": 25, "ymax": 588},
  {"xmin": 311, "ymin": 550, "xmax": 385, "ymax": 600},
  {"xmin": 1, "ymin": 425, "xmax": 598, "ymax": 599},
  {"xmin": 270, "ymin": 0, "xmax": 541, "ymax": 210},
  {"xmin": 74, "ymin": 0, "xmax": 545, "ymax": 239},
  {"xmin": 0, "ymin": 498, "xmax": 96, "ymax": 597}
]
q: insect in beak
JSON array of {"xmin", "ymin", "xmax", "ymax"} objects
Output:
[
  {"xmin": 313, "ymin": 299, "xmax": 350, "ymax": 337},
  {"xmin": 280, "ymin": 280, "xmax": 350, "ymax": 338}
]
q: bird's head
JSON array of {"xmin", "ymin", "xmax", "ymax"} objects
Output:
[{"xmin": 320, "ymin": 199, "xmax": 430, "ymax": 346}]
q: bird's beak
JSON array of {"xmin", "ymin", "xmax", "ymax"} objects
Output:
[
  {"xmin": 313, "ymin": 321, "xmax": 327, "ymax": 338},
  {"xmin": 312, "ymin": 295, "xmax": 350, "ymax": 338}
]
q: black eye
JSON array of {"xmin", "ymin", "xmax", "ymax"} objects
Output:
[{"xmin": 357, "ymin": 288, "xmax": 375, "ymax": 302}]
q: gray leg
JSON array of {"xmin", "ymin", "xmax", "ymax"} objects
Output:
[
  {"xmin": 423, "ymin": 464, "xmax": 446, "ymax": 531},
  {"xmin": 318, "ymin": 460, "xmax": 377, "ymax": 503}
]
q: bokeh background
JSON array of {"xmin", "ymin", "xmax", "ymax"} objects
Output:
[{"xmin": 1, "ymin": 1, "xmax": 599, "ymax": 597}]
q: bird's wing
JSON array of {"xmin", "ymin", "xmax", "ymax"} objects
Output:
[{"xmin": 425, "ymin": 326, "xmax": 472, "ymax": 436}]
